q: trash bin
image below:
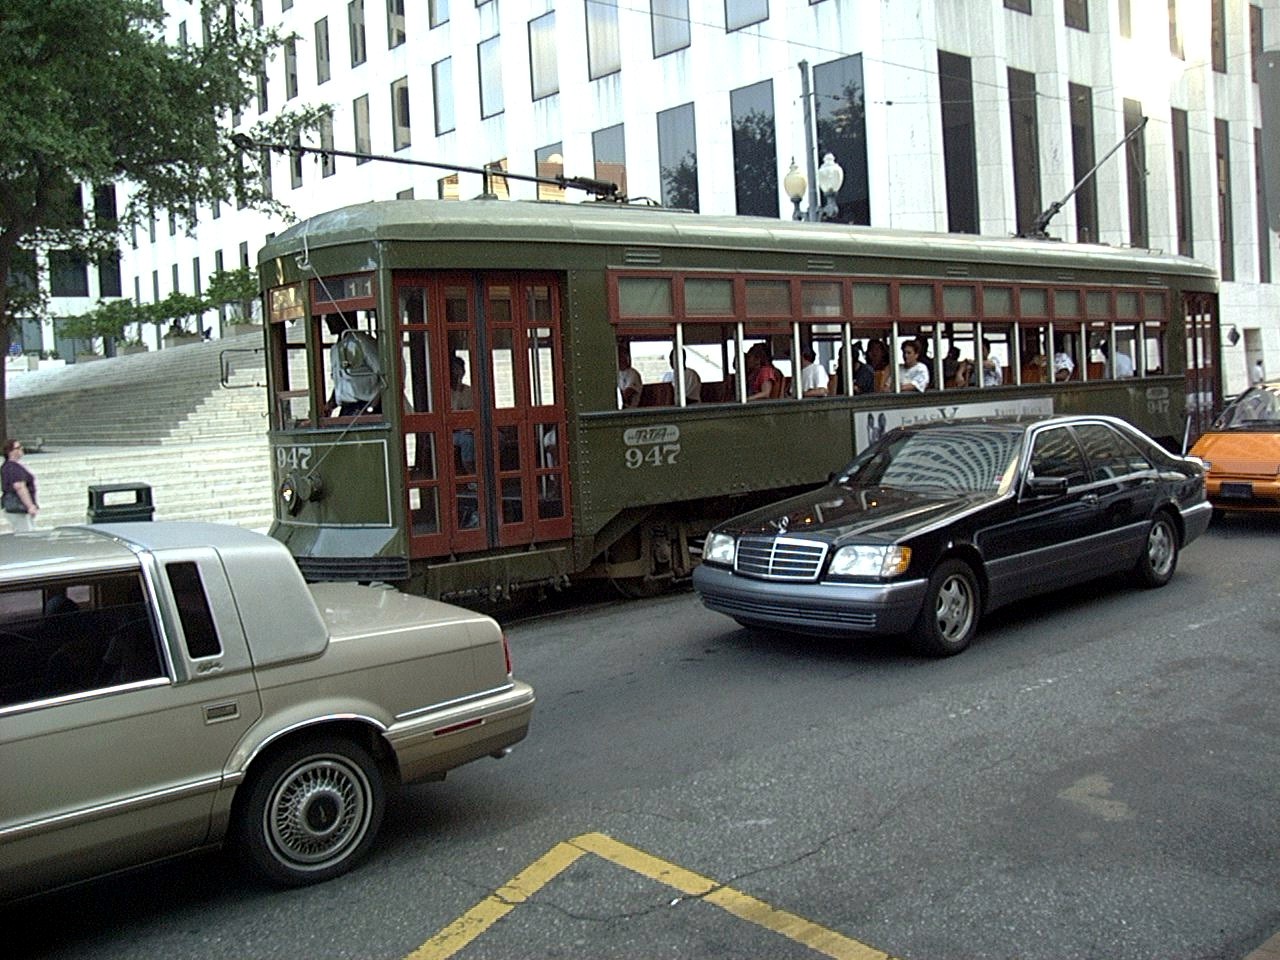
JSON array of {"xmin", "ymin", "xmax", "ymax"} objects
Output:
[{"xmin": 87, "ymin": 483, "xmax": 154, "ymax": 523}]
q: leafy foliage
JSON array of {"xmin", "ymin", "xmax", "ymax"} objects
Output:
[{"xmin": 0, "ymin": 0, "xmax": 323, "ymax": 433}]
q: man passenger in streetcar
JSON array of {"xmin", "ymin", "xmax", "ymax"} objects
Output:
[
  {"xmin": 981, "ymin": 338, "xmax": 1004, "ymax": 386},
  {"xmin": 1098, "ymin": 340, "xmax": 1134, "ymax": 378},
  {"xmin": 661, "ymin": 349, "xmax": 701, "ymax": 403},
  {"xmin": 327, "ymin": 318, "xmax": 382, "ymax": 416},
  {"xmin": 798, "ymin": 347, "xmax": 828, "ymax": 397},
  {"xmin": 617, "ymin": 343, "xmax": 642, "ymax": 408},
  {"xmin": 898, "ymin": 340, "xmax": 930, "ymax": 392},
  {"xmin": 450, "ymin": 355, "xmax": 474, "ymax": 410},
  {"xmin": 745, "ymin": 342, "xmax": 781, "ymax": 400}
]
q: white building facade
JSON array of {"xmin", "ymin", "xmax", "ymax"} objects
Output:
[{"xmin": 116, "ymin": 0, "xmax": 1279, "ymax": 394}]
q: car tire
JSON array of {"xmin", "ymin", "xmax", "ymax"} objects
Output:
[
  {"xmin": 233, "ymin": 735, "xmax": 386, "ymax": 887},
  {"xmin": 1133, "ymin": 512, "xmax": 1179, "ymax": 588},
  {"xmin": 910, "ymin": 559, "xmax": 980, "ymax": 657}
]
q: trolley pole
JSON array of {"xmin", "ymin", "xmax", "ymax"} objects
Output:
[{"xmin": 799, "ymin": 60, "xmax": 820, "ymax": 222}]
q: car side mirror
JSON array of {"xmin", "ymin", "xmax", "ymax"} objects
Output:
[{"xmin": 1024, "ymin": 475, "xmax": 1069, "ymax": 497}]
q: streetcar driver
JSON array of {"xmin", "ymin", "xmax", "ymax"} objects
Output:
[{"xmin": 326, "ymin": 317, "xmax": 382, "ymax": 416}]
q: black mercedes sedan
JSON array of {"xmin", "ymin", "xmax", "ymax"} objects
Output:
[{"xmin": 692, "ymin": 415, "xmax": 1211, "ymax": 656}]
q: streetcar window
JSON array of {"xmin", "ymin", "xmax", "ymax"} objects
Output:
[
  {"xmin": 618, "ymin": 277, "xmax": 673, "ymax": 318},
  {"xmin": 684, "ymin": 278, "xmax": 733, "ymax": 315},
  {"xmin": 1116, "ymin": 290, "xmax": 1140, "ymax": 319},
  {"xmin": 319, "ymin": 311, "xmax": 382, "ymax": 419},
  {"xmin": 984, "ymin": 286, "xmax": 1014, "ymax": 317},
  {"xmin": 899, "ymin": 284, "xmax": 934, "ymax": 317},
  {"xmin": 1144, "ymin": 322, "xmax": 1165, "ymax": 374},
  {"xmin": 852, "ymin": 282, "xmax": 890, "ymax": 316},
  {"xmin": 745, "ymin": 280, "xmax": 789, "ymax": 317},
  {"xmin": 801, "ymin": 281, "xmax": 842, "ymax": 317},
  {"xmin": 402, "ymin": 329, "xmax": 433, "ymax": 413},
  {"xmin": 1020, "ymin": 287, "xmax": 1048, "ymax": 317},
  {"xmin": 408, "ymin": 485, "xmax": 439, "ymax": 536}
]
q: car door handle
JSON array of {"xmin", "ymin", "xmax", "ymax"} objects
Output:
[
  {"xmin": 1081, "ymin": 494, "xmax": 1099, "ymax": 505},
  {"xmin": 203, "ymin": 701, "xmax": 240, "ymax": 724}
]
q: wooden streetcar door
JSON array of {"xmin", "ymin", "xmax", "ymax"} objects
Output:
[
  {"xmin": 1183, "ymin": 292, "xmax": 1220, "ymax": 446},
  {"xmin": 396, "ymin": 273, "xmax": 571, "ymax": 560}
]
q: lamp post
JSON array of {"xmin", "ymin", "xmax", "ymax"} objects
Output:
[{"xmin": 784, "ymin": 153, "xmax": 844, "ymax": 222}]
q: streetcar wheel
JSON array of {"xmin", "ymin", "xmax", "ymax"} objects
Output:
[
  {"xmin": 233, "ymin": 735, "xmax": 385, "ymax": 886},
  {"xmin": 612, "ymin": 576, "xmax": 671, "ymax": 599},
  {"xmin": 1133, "ymin": 513, "xmax": 1179, "ymax": 588},
  {"xmin": 910, "ymin": 559, "xmax": 980, "ymax": 657}
]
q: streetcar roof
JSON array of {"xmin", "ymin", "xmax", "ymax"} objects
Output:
[{"xmin": 262, "ymin": 198, "xmax": 1218, "ymax": 281}]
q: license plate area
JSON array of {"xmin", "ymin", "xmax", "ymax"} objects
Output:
[{"xmin": 1219, "ymin": 482, "xmax": 1254, "ymax": 499}]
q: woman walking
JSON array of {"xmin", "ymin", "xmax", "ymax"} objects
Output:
[{"xmin": 2, "ymin": 439, "xmax": 39, "ymax": 531}]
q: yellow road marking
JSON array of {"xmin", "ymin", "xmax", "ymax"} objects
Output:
[{"xmin": 406, "ymin": 832, "xmax": 896, "ymax": 960}]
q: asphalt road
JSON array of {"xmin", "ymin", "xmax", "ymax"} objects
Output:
[{"xmin": 9, "ymin": 512, "xmax": 1280, "ymax": 960}]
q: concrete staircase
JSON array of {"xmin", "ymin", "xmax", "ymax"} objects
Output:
[{"xmin": 2, "ymin": 334, "xmax": 275, "ymax": 533}]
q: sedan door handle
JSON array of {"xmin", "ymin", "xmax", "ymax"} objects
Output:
[{"xmin": 1081, "ymin": 494, "xmax": 1099, "ymax": 505}]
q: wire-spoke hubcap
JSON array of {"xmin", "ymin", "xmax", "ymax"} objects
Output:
[
  {"xmin": 1147, "ymin": 521, "xmax": 1174, "ymax": 578},
  {"xmin": 266, "ymin": 757, "xmax": 371, "ymax": 868},
  {"xmin": 935, "ymin": 575, "xmax": 975, "ymax": 642}
]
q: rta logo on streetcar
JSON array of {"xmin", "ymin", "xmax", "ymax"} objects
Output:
[
  {"xmin": 623, "ymin": 425, "xmax": 681, "ymax": 446},
  {"xmin": 623, "ymin": 425, "xmax": 682, "ymax": 469}
]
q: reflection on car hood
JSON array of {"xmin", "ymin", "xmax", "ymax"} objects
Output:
[{"xmin": 716, "ymin": 484, "xmax": 991, "ymax": 543}]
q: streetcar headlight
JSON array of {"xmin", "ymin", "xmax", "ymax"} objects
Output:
[
  {"xmin": 828, "ymin": 544, "xmax": 911, "ymax": 579},
  {"xmin": 279, "ymin": 475, "xmax": 301, "ymax": 515},
  {"xmin": 703, "ymin": 532, "xmax": 737, "ymax": 565}
]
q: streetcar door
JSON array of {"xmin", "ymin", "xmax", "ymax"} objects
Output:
[
  {"xmin": 396, "ymin": 273, "xmax": 571, "ymax": 559},
  {"xmin": 1183, "ymin": 292, "xmax": 1220, "ymax": 445}
]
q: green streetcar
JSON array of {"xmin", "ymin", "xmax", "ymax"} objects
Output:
[{"xmin": 257, "ymin": 199, "xmax": 1220, "ymax": 600}]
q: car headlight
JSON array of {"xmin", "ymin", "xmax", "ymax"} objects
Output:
[
  {"xmin": 829, "ymin": 544, "xmax": 912, "ymax": 578},
  {"xmin": 703, "ymin": 531, "xmax": 737, "ymax": 565}
]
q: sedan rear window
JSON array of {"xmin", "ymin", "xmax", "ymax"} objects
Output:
[
  {"xmin": 842, "ymin": 429, "xmax": 1024, "ymax": 494},
  {"xmin": 1212, "ymin": 386, "xmax": 1280, "ymax": 430}
]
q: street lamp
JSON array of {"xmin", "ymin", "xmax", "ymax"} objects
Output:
[
  {"xmin": 784, "ymin": 159, "xmax": 808, "ymax": 221},
  {"xmin": 783, "ymin": 154, "xmax": 844, "ymax": 222}
]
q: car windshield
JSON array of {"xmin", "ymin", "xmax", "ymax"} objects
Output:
[
  {"xmin": 1212, "ymin": 386, "xmax": 1280, "ymax": 430},
  {"xmin": 839, "ymin": 427, "xmax": 1024, "ymax": 494}
]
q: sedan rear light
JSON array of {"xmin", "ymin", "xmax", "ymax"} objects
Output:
[{"xmin": 502, "ymin": 632, "xmax": 513, "ymax": 676}]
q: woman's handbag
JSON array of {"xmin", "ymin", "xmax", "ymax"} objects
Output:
[{"xmin": 2, "ymin": 489, "xmax": 24, "ymax": 513}]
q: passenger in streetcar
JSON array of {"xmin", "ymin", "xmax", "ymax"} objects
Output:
[
  {"xmin": 327, "ymin": 322, "xmax": 382, "ymax": 416},
  {"xmin": 1051, "ymin": 334, "xmax": 1076, "ymax": 381},
  {"xmin": 798, "ymin": 347, "xmax": 828, "ymax": 397},
  {"xmin": 745, "ymin": 343, "xmax": 782, "ymax": 400},
  {"xmin": 866, "ymin": 338, "xmax": 892, "ymax": 392},
  {"xmin": 981, "ymin": 338, "xmax": 1004, "ymax": 386},
  {"xmin": 1098, "ymin": 341, "xmax": 1135, "ymax": 378},
  {"xmin": 661, "ymin": 349, "xmax": 701, "ymax": 403},
  {"xmin": 617, "ymin": 343, "xmax": 642, "ymax": 408},
  {"xmin": 450, "ymin": 355, "xmax": 474, "ymax": 409},
  {"xmin": 898, "ymin": 340, "xmax": 930, "ymax": 392}
]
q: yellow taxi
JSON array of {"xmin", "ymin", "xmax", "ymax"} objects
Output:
[{"xmin": 1189, "ymin": 382, "xmax": 1280, "ymax": 513}]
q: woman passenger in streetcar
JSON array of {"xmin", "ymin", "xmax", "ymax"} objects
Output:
[
  {"xmin": 898, "ymin": 341, "xmax": 930, "ymax": 393},
  {"xmin": 745, "ymin": 343, "xmax": 781, "ymax": 400}
]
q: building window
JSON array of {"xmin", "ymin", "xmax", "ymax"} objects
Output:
[
  {"xmin": 391, "ymin": 76, "xmax": 411, "ymax": 150},
  {"xmin": 211, "ymin": 196, "xmax": 220, "ymax": 219},
  {"xmin": 49, "ymin": 251, "xmax": 89, "ymax": 297},
  {"xmin": 1256, "ymin": 130, "xmax": 1272, "ymax": 282},
  {"xmin": 1065, "ymin": 0, "xmax": 1088, "ymax": 30},
  {"xmin": 349, "ymin": 0, "xmax": 367, "ymax": 67},
  {"xmin": 169, "ymin": 209, "xmax": 177, "ymax": 236},
  {"xmin": 320, "ymin": 113, "xmax": 336, "ymax": 177},
  {"xmin": 587, "ymin": 0, "xmax": 620, "ymax": 79},
  {"xmin": 1120, "ymin": 0, "xmax": 1131, "ymax": 37},
  {"xmin": 192, "ymin": 257, "xmax": 202, "ymax": 300},
  {"xmin": 284, "ymin": 38, "xmax": 298, "ymax": 99},
  {"xmin": 938, "ymin": 51, "xmax": 978, "ymax": 235},
  {"xmin": 172, "ymin": 263, "xmax": 181, "ymax": 293},
  {"xmin": 433, "ymin": 58, "xmax": 455, "ymax": 134},
  {"xmin": 478, "ymin": 36, "xmax": 504, "ymax": 118},
  {"xmin": 1005, "ymin": 0, "xmax": 1031, "ymax": 12},
  {"xmin": 438, "ymin": 174, "xmax": 459, "ymax": 200},
  {"xmin": 1216, "ymin": 118, "xmax": 1234, "ymax": 281},
  {"xmin": 1168, "ymin": 0, "xmax": 1183, "ymax": 58},
  {"xmin": 177, "ymin": 22, "xmax": 187, "ymax": 47},
  {"xmin": 1211, "ymin": 0, "xmax": 1227, "ymax": 73},
  {"xmin": 1172, "ymin": 107, "xmax": 1192, "ymax": 256},
  {"xmin": 430, "ymin": 0, "xmax": 449, "ymax": 28},
  {"xmin": 354, "ymin": 94, "xmax": 371, "ymax": 161},
  {"xmin": 256, "ymin": 59, "xmax": 268, "ymax": 113},
  {"xmin": 726, "ymin": 0, "xmax": 768, "ymax": 30},
  {"xmin": 814, "ymin": 54, "xmax": 869, "ymax": 225},
  {"xmin": 315, "ymin": 18, "xmax": 331, "ymax": 84},
  {"xmin": 1007, "ymin": 68, "xmax": 1041, "ymax": 237},
  {"xmin": 536, "ymin": 142, "xmax": 564, "ymax": 201},
  {"xmin": 529, "ymin": 12, "xmax": 558, "ymax": 100},
  {"xmin": 1068, "ymin": 83, "xmax": 1098, "ymax": 242},
  {"xmin": 259, "ymin": 149, "xmax": 272, "ymax": 201},
  {"xmin": 239, "ymin": 241, "xmax": 250, "ymax": 269},
  {"xmin": 98, "ymin": 254, "xmax": 122, "ymax": 298},
  {"xmin": 252, "ymin": 0, "xmax": 263, "ymax": 28},
  {"xmin": 658, "ymin": 103, "xmax": 698, "ymax": 211},
  {"xmin": 152, "ymin": 269, "xmax": 160, "ymax": 301},
  {"xmin": 282, "ymin": 0, "xmax": 293, "ymax": 10},
  {"xmin": 593, "ymin": 123, "xmax": 627, "ymax": 200},
  {"xmin": 1124, "ymin": 99, "xmax": 1148, "ymax": 248},
  {"xmin": 1251, "ymin": 5, "xmax": 1262, "ymax": 82},
  {"xmin": 652, "ymin": 0, "xmax": 690, "ymax": 57},
  {"xmin": 290, "ymin": 135, "xmax": 304, "ymax": 188},
  {"xmin": 387, "ymin": 0, "xmax": 406, "ymax": 47},
  {"xmin": 397, "ymin": 188, "xmax": 415, "ymax": 199},
  {"xmin": 730, "ymin": 79, "xmax": 777, "ymax": 218}
]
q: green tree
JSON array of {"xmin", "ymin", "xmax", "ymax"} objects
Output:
[
  {"xmin": 205, "ymin": 265, "xmax": 260, "ymax": 324},
  {"xmin": 0, "ymin": 0, "xmax": 326, "ymax": 438}
]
